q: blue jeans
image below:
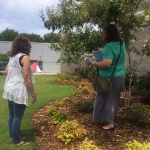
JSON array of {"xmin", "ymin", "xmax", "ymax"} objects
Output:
[{"xmin": 8, "ymin": 100, "xmax": 26, "ymax": 144}]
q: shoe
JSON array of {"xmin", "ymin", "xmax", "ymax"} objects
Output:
[
  {"xmin": 14, "ymin": 141, "xmax": 29, "ymax": 146},
  {"xmin": 102, "ymin": 126, "xmax": 115, "ymax": 131}
]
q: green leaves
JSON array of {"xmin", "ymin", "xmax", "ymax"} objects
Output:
[
  {"xmin": 41, "ymin": 0, "xmax": 150, "ymax": 44},
  {"xmin": 125, "ymin": 140, "xmax": 150, "ymax": 150},
  {"xmin": 57, "ymin": 120, "xmax": 87, "ymax": 145},
  {"xmin": 19, "ymin": 33, "xmax": 43, "ymax": 42},
  {"xmin": 126, "ymin": 104, "xmax": 150, "ymax": 125},
  {"xmin": 0, "ymin": 51, "xmax": 10, "ymax": 63},
  {"xmin": 79, "ymin": 138, "xmax": 101, "ymax": 150},
  {"xmin": 51, "ymin": 27, "xmax": 102, "ymax": 66},
  {"xmin": 0, "ymin": 28, "xmax": 19, "ymax": 41},
  {"xmin": 43, "ymin": 33, "xmax": 60, "ymax": 43},
  {"xmin": 41, "ymin": 0, "xmax": 150, "ymax": 72}
]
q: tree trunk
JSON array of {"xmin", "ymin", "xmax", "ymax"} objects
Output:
[
  {"xmin": 128, "ymin": 73, "xmax": 133, "ymax": 106},
  {"xmin": 126, "ymin": 45, "xmax": 132, "ymax": 107},
  {"xmin": 126, "ymin": 44, "xmax": 145, "ymax": 106},
  {"xmin": 123, "ymin": 81, "xmax": 128, "ymax": 107}
]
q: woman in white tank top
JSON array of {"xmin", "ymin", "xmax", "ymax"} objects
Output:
[{"xmin": 3, "ymin": 37, "xmax": 37, "ymax": 146}]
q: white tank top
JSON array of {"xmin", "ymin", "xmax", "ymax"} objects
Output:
[{"xmin": 3, "ymin": 53, "xmax": 35, "ymax": 106}]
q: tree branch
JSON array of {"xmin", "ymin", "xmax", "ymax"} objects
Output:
[{"xmin": 132, "ymin": 53, "xmax": 146, "ymax": 73}]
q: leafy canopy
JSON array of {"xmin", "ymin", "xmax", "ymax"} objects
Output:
[
  {"xmin": 40, "ymin": 0, "xmax": 150, "ymax": 66},
  {"xmin": 41, "ymin": 0, "xmax": 150, "ymax": 44},
  {"xmin": 0, "ymin": 28, "xmax": 59, "ymax": 43}
]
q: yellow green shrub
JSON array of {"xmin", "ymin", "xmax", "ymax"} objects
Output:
[
  {"xmin": 62, "ymin": 97, "xmax": 70, "ymax": 101},
  {"xmin": 52, "ymin": 111, "xmax": 67, "ymax": 125},
  {"xmin": 64, "ymin": 74, "xmax": 73, "ymax": 80},
  {"xmin": 56, "ymin": 73, "xmax": 74, "ymax": 80},
  {"xmin": 57, "ymin": 120, "xmax": 87, "ymax": 145},
  {"xmin": 82, "ymin": 86, "xmax": 89, "ymax": 94},
  {"xmin": 125, "ymin": 140, "xmax": 150, "ymax": 150},
  {"xmin": 79, "ymin": 138, "xmax": 101, "ymax": 150},
  {"xmin": 74, "ymin": 89, "xmax": 81, "ymax": 97},
  {"xmin": 80, "ymin": 81, "xmax": 86, "ymax": 87},
  {"xmin": 47, "ymin": 106, "xmax": 58, "ymax": 116},
  {"xmin": 74, "ymin": 76, "xmax": 81, "ymax": 82},
  {"xmin": 55, "ymin": 77, "xmax": 61, "ymax": 83},
  {"xmin": 56, "ymin": 100, "xmax": 64, "ymax": 107},
  {"xmin": 64, "ymin": 80, "xmax": 68, "ymax": 83}
]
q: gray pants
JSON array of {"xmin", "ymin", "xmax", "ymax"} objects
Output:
[{"xmin": 92, "ymin": 75, "xmax": 125, "ymax": 123}]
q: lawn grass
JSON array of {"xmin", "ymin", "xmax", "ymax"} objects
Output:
[{"xmin": 0, "ymin": 75, "xmax": 76, "ymax": 150}]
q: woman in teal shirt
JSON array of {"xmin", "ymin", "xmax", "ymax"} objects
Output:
[{"xmin": 92, "ymin": 24, "xmax": 125, "ymax": 130}]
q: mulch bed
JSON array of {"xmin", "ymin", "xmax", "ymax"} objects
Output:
[{"xmin": 31, "ymin": 78, "xmax": 150, "ymax": 150}]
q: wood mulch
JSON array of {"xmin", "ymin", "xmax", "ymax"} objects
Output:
[{"xmin": 31, "ymin": 78, "xmax": 150, "ymax": 150}]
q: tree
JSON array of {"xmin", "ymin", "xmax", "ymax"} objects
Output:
[
  {"xmin": 51, "ymin": 25, "xmax": 102, "ymax": 74},
  {"xmin": 41, "ymin": 0, "xmax": 150, "ymax": 106},
  {"xmin": 0, "ymin": 28, "xmax": 19, "ymax": 41},
  {"xmin": 0, "ymin": 28, "xmax": 62, "ymax": 43},
  {"xmin": 0, "ymin": 29, "xmax": 44, "ymax": 42},
  {"xmin": 0, "ymin": 51, "xmax": 10, "ymax": 63},
  {"xmin": 43, "ymin": 32, "xmax": 60, "ymax": 43},
  {"xmin": 19, "ymin": 33, "xmax": 43, "ymax": 42}
]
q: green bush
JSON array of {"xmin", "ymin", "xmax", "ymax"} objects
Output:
[
  {"xmin": 56, "ymin": 73, "xmax": 67, "ymax": 80},
  {"xmin": 74, "ymin": 76, "xmax": 81, "ymax": 82},
  {"xmin": 143, "ymin": 94, "xmax": 150, "ymax": 105},
  {"xmin": 80, "ymin": 81, "xmax": 86, "ymax": 87},
  {"xmin": 55, "ymin": 77, "xmax": 61, "ymax": 83},
  {"xmin": 56, "ymin": 74, "xmax": 75, "ymax": 83},
  {"xmin": 126, "ymin": 105, "xmax": 150, "ymax": 125},
  {"xmin": 56, "ymin": 73, "xmax": 62, "ymax": 77},
  {"xmin": 76, "ymin": 101, "xmax": 93, "ymax": 113},
  {"xmin": 0, "ymin": 72, "xmax": 4, "ymax": 75},
  {"xmin": 62, "ymin": 97, "xmax": 70, "ymax": 101},
  {"xmin": 79, "ymin": 138, "xmax": 101, "ymax": 150},
  {"xmin": 125, "ymin": 140, "xmax": 150, "ymax": 150},
  {"xmin": 78, "ymin": 67, "xmax": 96, "ymax": 82},
  {"xmin": 64, "ymin": 80, "xmax": 68, "ymax": 83},
  {"xmin": 130, "ymin": 86, "xmax": 140, "ymax": 96},
  {"xmin": 48, "ymin": 106, "xmax": 58, "ymax": 116},
  {"xmin": 64, "ymin": 74, "xmax": 73, "ymax": 80},
  {"xmin": 146, "ymin": 130, "xmax": 150, "ymax": 137},
  {"xmin": 75, "ymin": 81, "xmax": 80, "ymax": 84},
  {"xmin": 73, "ymin": 89, "xmax": 81, "ymax": 97},
  {"xmin": 88, "ymin": 68, "xmax": 96, "ymax": 82},
  {"xmin": 57, "ymin": 120, "xmax": 87, "ymax": 145},
  {"xmin": 56, "ymin": 100, "xmax": 64, "ymax": 107},
  {"xmin": 136, "ymin": 72, "xmax": 150, "ymax": 96},
  {"xmin": 79, "ymin": 68, "xmax": 90, "ymax": 79},
  {"xmin": 82, "ymin": 86, "xmax": 90, "ymax": 94},
  {"xmin": 52, "ymin": 111, "xmax": 67, "ymax": 124}
]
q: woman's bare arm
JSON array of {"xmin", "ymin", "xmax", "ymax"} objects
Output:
[
  {"xmin": 92, "ymin": 59, "xmax": 112, "ymax": 68},
  {"xmin": 22, "ymin": 56, "xmax": 36, "ymax": 103}
]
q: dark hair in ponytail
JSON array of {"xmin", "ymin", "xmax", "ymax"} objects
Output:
[{"xmin": 103, "ymin": 24, "xmax": 123, "ymax": 44}]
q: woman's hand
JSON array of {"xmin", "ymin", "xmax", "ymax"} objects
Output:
[
  {"xmin": 32, "ymin": 95, "xmax": 37, "ymax": 104},
  {"xmin": 91, "ymin": 60, "xmax": 97, "ymax": 67},
  {"xmin": 4, "ymin": 64, "xmax": 9, "ymax": 76}
]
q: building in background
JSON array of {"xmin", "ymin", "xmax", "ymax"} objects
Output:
[
  {"xmin": 1, "ymin": 37, "xmax": 150, "ymax": 75},
  {"xmin": 0, "ymin": 41, "xmax": 61, "ymax": 73}
]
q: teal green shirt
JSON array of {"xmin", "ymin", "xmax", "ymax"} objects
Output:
[{"xmin": 98, "ymin": 41, "xmax": 126, "ymax": 77}]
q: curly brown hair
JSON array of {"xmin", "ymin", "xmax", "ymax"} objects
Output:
[{"xmin": 10, "ymin": 37, "xmax": 31, "ymax": 57}]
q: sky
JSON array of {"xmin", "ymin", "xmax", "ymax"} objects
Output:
[{"xmin": 0, "ymin": 0, "xmax": 60, "ymax": 37}]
